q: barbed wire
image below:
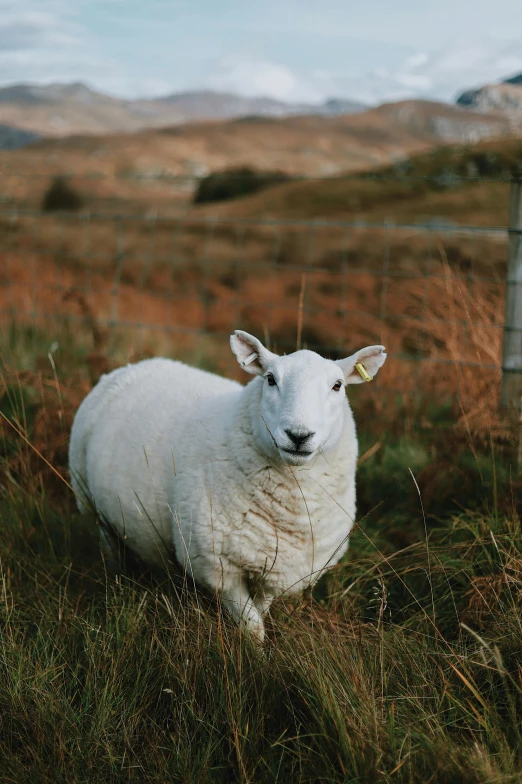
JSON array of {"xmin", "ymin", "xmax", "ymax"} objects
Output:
[
  {"xmin": 0, "ymin": 169, "xmax": 519, "ymax": 184},
  {"xmin": 0, "ymin": 205, "xmax": 511, "ymax": 236},
  {"xmin": 0, "ymin": 200, "xmax": 507, "ymax": 389}
]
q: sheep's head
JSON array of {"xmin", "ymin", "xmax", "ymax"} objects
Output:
[{"xmin": 230, "ymin": 330, "xmax": 387, "ymax": 467}]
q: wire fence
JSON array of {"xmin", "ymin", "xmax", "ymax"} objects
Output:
[{"xmin": 0, "ymin": 169, "xmax": 520, "ymax": 414}]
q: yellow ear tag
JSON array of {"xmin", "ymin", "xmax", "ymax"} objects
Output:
[{"xmin": 355, "ymin": 362, "xmax": 373, "ymax": 382}]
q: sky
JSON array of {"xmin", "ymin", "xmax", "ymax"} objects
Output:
[{"xmin": 1, "ymin": 0, "xmax": 522, "ymax": 104}]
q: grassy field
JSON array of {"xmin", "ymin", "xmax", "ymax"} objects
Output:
[
  {"xmin": 1, "ymin": 322, "xmax": 522, "ymax": 783},
  {"xmin": 1, "ymin": 138, "xmax": 516, "ymax": 402},
  {"xmin": 0, "ymin": 132, "xmax": 521, "ymax": 782}
]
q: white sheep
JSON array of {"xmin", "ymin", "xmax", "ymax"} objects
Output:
[{"xmin": 69, "ymin": 331, "xmax": 386, "ymax": 641}]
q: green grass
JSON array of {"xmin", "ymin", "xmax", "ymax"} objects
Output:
[{"xmin": 1, "ymin": 324, "xmax": 522, "ymax": 783}]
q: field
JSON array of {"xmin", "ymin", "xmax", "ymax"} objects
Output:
[
  {"xmin": 2, "ymin": 137, "xmax": 519, "ymax": 417},
  {"xmin": 1, "ymin": 313, "xmax": 521, "ymax": 783},
  {"xmin": 1, "ymin": 133, "xmax": 522, "ymax": 781}
]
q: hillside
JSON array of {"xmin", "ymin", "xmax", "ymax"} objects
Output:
[
  {"xmin": 190, "ymin": 135, "xmax": 522, "ymax": 224},
  {"xmin": 0, "ymin": 130, "xmax": 513, "ymax": 425},
  {"xmin": 504, "ymin": 72, "xmax": 522, "ymax": 86},
  {"xmin": 0, "ymin": 99, "xmax": 512, "ymax": 214},
  {"xmin": 0, "ymin": 82, "xmax": 366, "ymax": 137},
  {"xmin": 0, "ymin": 124, "xmax": 41, "ymax": 150},
  {"xmin": 456, "ymin": 70, "xmax": 522, "ymax": 120},
  {"xmin": 457, "ymin": 83, "xmax": 522, "ymax": 120}
]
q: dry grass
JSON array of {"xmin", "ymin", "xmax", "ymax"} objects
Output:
[
  {"xmin": 0, "ymin": 211, "xmax": 506, "ymax": 427},
  {"xmin": 1, "ymin": 135, "xmax": 521, "ymax": 781},
  {"xmin": 1, "ymin": 322, "xmax": 522, "ymax": 783}
]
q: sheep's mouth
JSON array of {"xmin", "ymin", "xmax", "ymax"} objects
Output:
[{"xmin": 281, "ymin": 448, "xmax": 314, "ymax": 457}]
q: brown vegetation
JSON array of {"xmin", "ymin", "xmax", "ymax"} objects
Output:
[
  {"xmin": 1, "ymin": 119, "xmax": 522, "ymax": 782},
  {"xmin": 0, "ymin": 100, "xmax": 515, "ymax": 214}
]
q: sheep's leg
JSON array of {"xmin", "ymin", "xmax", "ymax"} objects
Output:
[
  {"xmin": 252, "ymin": 586, "xmax": 275, "ymax": 616},
  {"xmin": 219, "ymin": 576, "xmax": 265, "ymax": 642}
]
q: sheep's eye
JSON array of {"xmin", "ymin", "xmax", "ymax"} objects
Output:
[
  {"xmin": 332, "ymin": 380, "xmax": 343, "ymax": 392},
  {"xmin": 266, "ymin": 373, "xmax": 276, "ymax": 386}
]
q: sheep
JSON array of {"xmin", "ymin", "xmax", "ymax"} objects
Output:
[{"xmin": 69, "ymin": 331, "xmax": 386, "ymax": 641}]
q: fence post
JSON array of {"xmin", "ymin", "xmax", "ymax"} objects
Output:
[{"xmin": 501, "ymin": 178, "xmax": 522, "ymax": 413}]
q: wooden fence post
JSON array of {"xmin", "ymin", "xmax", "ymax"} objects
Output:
[{"xmin": 501, "ymin": 178, "xmax": 522, "ymax": 413}]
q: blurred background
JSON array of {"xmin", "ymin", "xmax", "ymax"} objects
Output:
[{"xmin": 2, "ymin": 1, "xmax": 522, "ymax": 478}]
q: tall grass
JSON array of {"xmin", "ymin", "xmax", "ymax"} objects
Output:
[{"xmin": 1, "ymin": 323, "xmax": 522, "ymax": 783}]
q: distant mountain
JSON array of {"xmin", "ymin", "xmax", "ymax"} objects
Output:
[
  {"xmin": 456, "ymin": 70, "xmax": 522, "ymax": 120},
  {"xmin": 21, "ymin": 99, "xmax": 511, "ymax": 187},
  {"xmin": 0, "ymin": 82, "xmax": 117, "ymax": 107},
  {"xmin": 155, "ymin": 89, "xmax": 366, "ymax": 119},
  {"xmin": 0, "ymin": 82, "xmax": 367, "ymax": 137},
  {"xmin": 457, "ymin": 83, "xmax": 522, "ymax": 116},
  {"xmin": 366, "ymin": 100, "xmax": 510, "ymax": 144},
  {"xmin": 321, "ymin": 98, "xmax": 368, "ymax": 115},
  {"xmin": 0, "ymin": 124, "xmax": 41, "ymax": 149},
  {"xmin": 504, "ymin": 73, "xmax": 522, "ymax": 86}
]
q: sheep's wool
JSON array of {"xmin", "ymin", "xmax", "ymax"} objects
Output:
[{"xmin": 69, "ymin": 334, "xmax": 386, "ymax": 640}]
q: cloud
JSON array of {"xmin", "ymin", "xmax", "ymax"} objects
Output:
[
  {"xmin": 0, "ymin": 4, "xmax": 93, "ymax": 86},
  {"xmin": 0, "ymin": 1, "xmax": 191, "ymax": 98},
  {"xmin": 208, "ymin": 57, "xmax": 324, "ymax": 102},
  {"xmin": 328, "ymin": 37, "xmax": 522, "ymax": 105},
  {"xmin": 0, "ymin": 9, "xmax": 80, "ymax": 52},
  {"xmin": 0, "ymin": 3, "xmax": 129, "ymax": 95}
]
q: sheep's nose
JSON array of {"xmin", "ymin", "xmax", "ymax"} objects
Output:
[{"xmin": 285, "ymin": 429, "xmax": 315, "ymax": 449}]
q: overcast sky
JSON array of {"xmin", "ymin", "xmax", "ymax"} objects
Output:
[{"xmin": 1, "ymin": 0, "xmax": 522, "ymax": 103}]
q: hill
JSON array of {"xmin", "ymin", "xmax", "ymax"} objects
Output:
[
  {"xmin": 0, "ymin": 82, "xmax": 366, "ymax": 137},
  {"xmin": 504, "ymin": 72, "xmax": 522, "ymax": 86},
  {"xmin": 0, "ymin": 130, "xmax": 514, "ymax": 428},
  {"xmin": 456, "ymin": 70, "xmax": 522, "ymax": 120},
  {"xmin": 457, "ymin": 83, "xmax": 522, "ymax": 120},
  {"xmin": 0, "ymin": 99, "xmax": 512, "ymax": 215},
  {"xmin": 0, "ymin": 124, "xmax": 41, "ymax": 150},
  {"xmin": 190, "ymin": 135, "xmax": 522, "ymax": 224}
]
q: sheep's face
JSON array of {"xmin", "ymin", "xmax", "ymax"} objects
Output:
[
  {"xmin": 255, "ymin": 350, "xmax": 350, "ymax": 466},
  {"xmin": 230, "ymin": 331, "xmax": 387, "ymax": 467}
]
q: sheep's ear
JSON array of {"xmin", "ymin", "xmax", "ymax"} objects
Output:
[
  {"xmin": 336, "ymin": 345, "xmax": 387, "ymax": 385},
  {"xmin": 230, "ymin": 330, "xmax": 278, "ymax": 376}
]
